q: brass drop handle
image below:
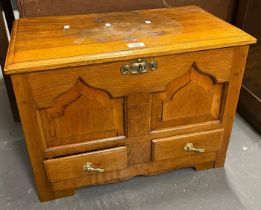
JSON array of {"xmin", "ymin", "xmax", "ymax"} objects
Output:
[
  {"xmin": 120, "ymin": 58, "xmax": 157, "ymax": 75},
  {"xmin": 83, "ymin": 162, "xmax": 105, "ymax": 173},
  {"xmin": 184, "ymin": 143, "xmax": 205, "ymax": 153}
]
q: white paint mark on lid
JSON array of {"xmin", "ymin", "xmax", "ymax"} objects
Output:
[
  {"xmin": 105, "ymin": 23, "xmax": 112, "ymax": 27},
  {"xmin": 145, "ymin": 20, "xmax": 152, "ymax": 24},
  {"xmin": 127, "ymin": 42, "xmax": 145, "ymax": 48},
  {"xmin": 243, "ymin": 146, "xmax": 248, "ymax": 151},
  {"xmin": 64, "ymin": 25, "xmax": 70, "ymax": 29}
]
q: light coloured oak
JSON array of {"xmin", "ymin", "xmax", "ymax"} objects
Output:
[
  {"xmin": 5, "ymin": 6, "xmax": 256, "ymax": 201},
  {"xmin": 216, "ymin": 45, "xmax": 251, "ymax": 167},
  {"xmin": 5, "ymin": 6, "xmax": 255, "ymax": 74},
  {"xmin": 152, "ymin": 129, "xmax": 223, "ymax": 161},
  {"xmin": 26, "ymin": 48, "xmax": 233, "ymax": 108},
  {"xmin": 151, "ymin": 63, "xmax": 225, "ymax": 129},
  {"xmin": 44, "ymin": 147, "xmax": 127, "ymax": 182},
  {"xmin": 39, "ymin": 78, "xmax": 124, "ymax": 148},
  {"xmin": 51, "ymin": 152, "xmax": 217, "ymax": 191},
  {"xmin": 11, "ymin": 74, "xmax": 76, "ymax": 201},
  {"xmin": 22, "ymin": 48, "xmax": 232, "ymax": 155}
]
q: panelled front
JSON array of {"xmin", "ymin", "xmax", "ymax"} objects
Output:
[
  {"xmin": 27, "ymin": 47, "xmax": 234, "ymax": 155},
  {"xmin": 25, "ymin": 46, "xmax": 234, "ymax": 189}
]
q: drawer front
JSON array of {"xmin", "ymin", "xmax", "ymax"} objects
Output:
[
  {"xmin": 152, "ymin": 129, "xmax": 223, "ymax": 161},
  {"xmin": 44, "ymin": 147, "xmax": 127, "ymax": 182}
]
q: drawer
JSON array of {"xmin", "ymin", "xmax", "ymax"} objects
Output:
[
  {"xmin": 44, "ymin": 147, "xmax": 127, "ymax": 182},
  {"xmin": 152, "ymin": 129, "xmax": 223, "ymax": 161}
]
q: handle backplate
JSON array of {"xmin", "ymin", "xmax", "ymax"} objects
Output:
[
  {"xmin": 83, "ymin": 162, "xmax": 104, "ymax": 173},
  {"xmin": 184, "ymin": 143, "xmax": 205, "ymax": 153}
]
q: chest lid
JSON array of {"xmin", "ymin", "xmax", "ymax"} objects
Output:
[{"xmin": 5, "ymin": 6, "xmax": 256, "ymax": 74}]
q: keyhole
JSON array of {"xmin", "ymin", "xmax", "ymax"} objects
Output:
[{"xmin": 138, "ymin": 64, "xmax": 143, "ymax": 71}]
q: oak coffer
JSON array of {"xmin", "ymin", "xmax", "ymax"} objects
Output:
[{"xmin": 4, "ymin": 6, "xmax": 256, "ymax": 201}]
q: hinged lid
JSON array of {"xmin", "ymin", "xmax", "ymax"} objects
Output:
[{"xmin": 5, "ymin": 6, "xmax": 256, "ymax": 74}]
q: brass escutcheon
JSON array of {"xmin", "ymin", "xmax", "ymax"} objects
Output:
[{"xmin": 120, "ymin": 58, "xmax": 157, "ymax": 75}]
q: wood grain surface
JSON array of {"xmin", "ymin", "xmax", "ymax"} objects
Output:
[
  {"xmin": 152, "ymin": 129, "xmax": 223, "ymax": 161},
  {"xmin": 5, "ymin": 6, "xmax": 256, "ymax": 201},
  {"xmin": 44, "ymin": 147, "xmax": 127, "ymax": 182},
  {"xmin": 5, "ymin": 6, "xmax": 256, "ymax": 74}
]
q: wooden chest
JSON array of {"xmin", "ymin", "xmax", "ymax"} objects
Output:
[{"xmin": 4, "ymin": 6, "xmax": 256, "ymax": 201}]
